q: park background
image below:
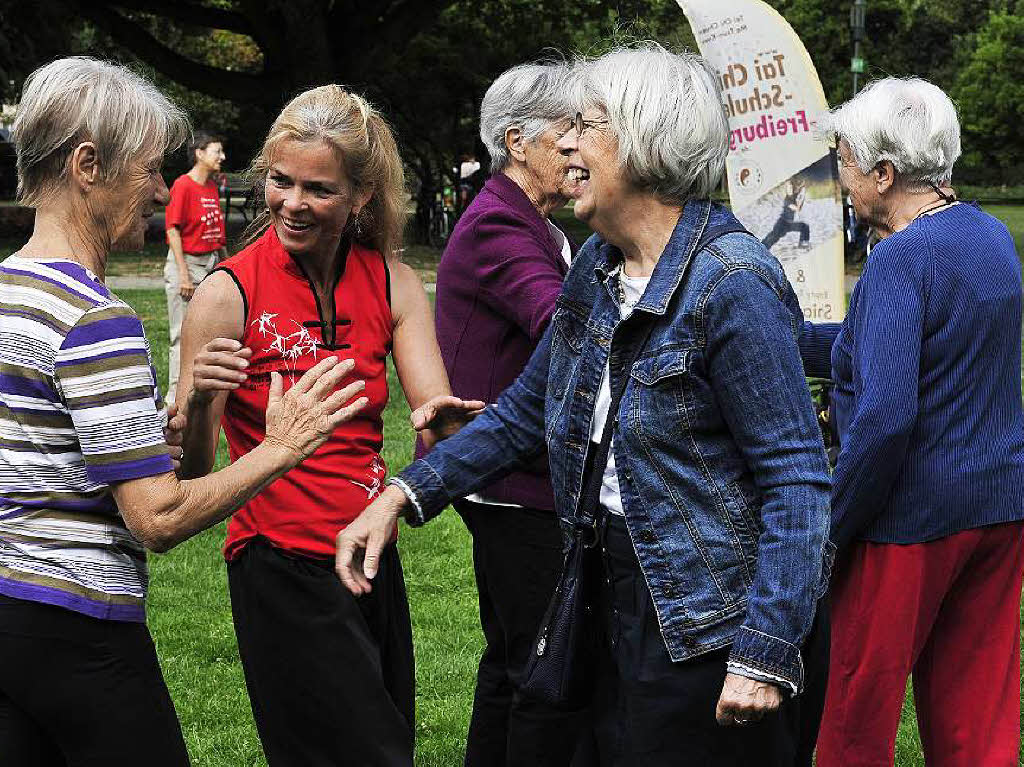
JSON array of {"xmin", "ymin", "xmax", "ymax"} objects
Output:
[{"xmin": 0, "ymin": 1, "xmax": 1021, "ymax": 764}]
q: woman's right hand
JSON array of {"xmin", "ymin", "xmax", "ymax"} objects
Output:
[
  {"xmin": 179, "ymin": 277, "xmax": 195, "ymax": 300},
  {"xmin": 264, "ymin": 357, "xmax": 368, "ymax": 464}
]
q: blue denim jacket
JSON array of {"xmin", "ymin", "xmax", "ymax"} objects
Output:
[{"xmin": 398, "ymin": 199, "xmax": 833, "ymax": 691}]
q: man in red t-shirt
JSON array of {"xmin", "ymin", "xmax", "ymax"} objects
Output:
[{"xmin": 164, "ymin": 131, "xmax": 227, "ymax": 405}]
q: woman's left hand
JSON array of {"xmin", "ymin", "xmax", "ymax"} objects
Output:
[
  {"xmin": 164, "ymin": 402, "xmax": 186, "ymax": 472},
  {"xmin": 715, "ymin": 672, "xmax": 783, "ymax": 726},
  {"xmin": 411, "ymin": 395, "xmax": 487, "ymax": 449}
]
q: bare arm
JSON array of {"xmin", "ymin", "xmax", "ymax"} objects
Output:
[
  {"xmin": 166, "ymin": 227, "xmax": 194, "ymax": 300},
  {"xmin": 113, "ymin": 358, "xmax": 367, "ymax": 552},
  {"xmin": 389, "ymin": 260, "xmax": 484, "ymax": 447},
  {"xmin": 176, "ymin": 270, "xmax": 246, "ymax": 478}
]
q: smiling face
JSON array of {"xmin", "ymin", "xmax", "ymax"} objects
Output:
[
  {"xmin": 555, "ymin": 108, "xmax": 630, "ymax": 236},
  {"xmin": 518, "ymin": 121, "xmax": 573, "ymax": 211},
  {"xmin": 264, "ymin": 138, "xmax": 370, "ymax": 260},
  {"xmin": 195, "ymin": 141, "xmax": 225, "ymax": 173}
]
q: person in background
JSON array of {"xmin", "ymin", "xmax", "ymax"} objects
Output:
[
  {"xmin": 761, "ymin": 176, "xmax": 810, "ymax": 250},
  {"xmin": 339, "ymin": 44, "xmax": 832, "ymax": 767},
  {"xmin": 428, "ymin": 61, "xmax": 585, "ymax": 766},
  {"xmin": 175, "ymin": 85, "xmax": 482, "ymax": 766},
  {"xmin": 0, "ymin": 56, "xmax": 363, "ymax": 767},
  {"xmin": 798, "ymin": 77, "xmax": 1024, "ymax": 766},
  {"xmin": 164, "ymin": 130, "xmax": 227, "ymax": 405}
]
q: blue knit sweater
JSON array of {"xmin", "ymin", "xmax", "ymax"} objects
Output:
[{"xmin": 800, "ymin": 202, "xmax": 1024, "ymax": 550}]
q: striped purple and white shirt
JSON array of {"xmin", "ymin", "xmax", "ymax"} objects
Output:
[{"xmin": 0, "ymin": 255, "xmax": 172, "ymax": 622}]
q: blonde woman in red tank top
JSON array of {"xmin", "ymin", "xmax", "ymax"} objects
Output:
[{"xmin": 175, "ymin": 86, "xmax": 483, "ymax": 767}]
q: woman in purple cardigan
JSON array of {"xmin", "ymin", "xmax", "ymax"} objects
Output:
[{"xmin": 428, "ymin": 62, "xmax": 584, "ymax": 766}]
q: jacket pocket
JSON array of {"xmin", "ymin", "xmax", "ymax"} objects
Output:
[{"xmin": 629, "ymin": 347, "xmax": 693, "ymax": 386}]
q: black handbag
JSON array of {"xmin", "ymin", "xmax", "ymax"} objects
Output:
[{"xmin": 520, "ymin": 221, "xmax": 750, "ymax": 708}]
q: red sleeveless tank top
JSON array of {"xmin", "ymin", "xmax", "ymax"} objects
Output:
[{"xmin": 216, "ymin": 227, "xmax": 392, "ymax": 560}]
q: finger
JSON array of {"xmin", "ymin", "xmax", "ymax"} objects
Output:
[
  {"xmin": 204, "ymin": 338, "xmax": 246, "ymax": 354},
  {"xmin": 715, "ymin": 696, "xmax": 736, "ymax": 726},
  {"xmin": 335, "ymin": 538, "xmax": 370, "ymax": 595},
  {"xmin": 321, "ymin": 380, "xmax": 366, "ymax": 413},
  {"xmin": 308, "ymin": 358, "xmax": 355, "ymax": 399},
  {"xmin": 363, "ymin": 530, "xmax": 386, "ymax": 581},
  {"xmin": 463, "ymin": 400, "xmax": 487, "ymax": 411},
  {"xmin": 410, "ymin": 403, "xmax": 437, "ymax": 431},
  {"xmin": 198, "ymin": 351, "xmax": 251, "ymax": 373},
  {"xmin": 166, "ymin": 402, "xmax": 179, "ymax": 421},
  {"xmin": 328, "ymin": 397, "xmax": 369, "ymax": 428},
  {"xmin": 268, "ymin": 371, "xmax": 283, "ymax": 405},
  {"xmin": 291, "ymin": 356, "xmax": 341, "ymax": 395}
]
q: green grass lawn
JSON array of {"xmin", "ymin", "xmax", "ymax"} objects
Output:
[{"xmin": 119, "ymin": 202, "xmax": 1024, "ymax": 767}]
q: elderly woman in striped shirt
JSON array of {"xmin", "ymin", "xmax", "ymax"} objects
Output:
[{"xmin": 0, "ymin": 58, "xmax": 366, "ymax": 766}]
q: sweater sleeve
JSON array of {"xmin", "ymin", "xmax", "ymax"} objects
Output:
[
  {"xmin": 798, "ymin": 321, "xmax": 842, "ymax": 378},
  {"xmin": 830, "ymin": 235, "xmax": 928, "ymax": 550},
  {"xmin": 472, "ymin": 210, "xmax": 566, "ymax": 342}
]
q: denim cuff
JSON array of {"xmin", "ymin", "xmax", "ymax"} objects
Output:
[
  {"xmin": 726, "ymin": 661, "xmax": 798, "ymax": 696},
  {"xmin": 385, "ymin": 477, "xmax": 424, "ymax": 526},
  {"xmin": 728, "ymin": 625, "xmax": 804, "ymax": 693},
  {"xmin": 394, "ymin": 460, "xmax": 452, "ymax": 526}
]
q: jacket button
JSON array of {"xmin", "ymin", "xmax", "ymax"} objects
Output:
[
  {"xmin": 662, "ymin": 583, "xmax": 676, "ymax": 598},
  {"xmin": 638, "ymin": 529, "xmax": 655, "ymax": 544}
]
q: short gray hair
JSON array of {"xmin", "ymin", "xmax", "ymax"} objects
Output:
[
  {"xmin": 479, "ymin": 62, "xmax": 572, "ymax": 172},
  {"xmin": 13, "ymin": 57, "xmax": 189, "ymax": 206},
  {"xmin": 571, "ymin": 43, "xmax": 728, "ymax": 204},
  {"xmin": 818, "ymin": 77, "xmax": 961, "ymax": 186}
]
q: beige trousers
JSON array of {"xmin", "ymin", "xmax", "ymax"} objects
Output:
[{"xmin": 164, "ymin": 249, "xmax": 220, "ymax": 405}]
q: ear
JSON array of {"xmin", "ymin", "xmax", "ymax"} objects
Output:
[
  {"xmin": 873, "ymin": 160, "xmax": 896, "ymax": 194},
  {"xmin": 69, "ymin": 142, "xmax": 99, "ymax": 192},
  {"xmin": 352, "ymin": 183, "xmax": 374, "ymax": 217},
  {"xmin": 505, "ymin": 127, "xmax": 526, "ymax": 163}
]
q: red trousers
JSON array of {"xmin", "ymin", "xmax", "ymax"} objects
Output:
[{"xmin": 817, "ymin": 522, "xmax": 1024, "ymax": 767}]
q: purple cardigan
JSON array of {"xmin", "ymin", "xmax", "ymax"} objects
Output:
[{"xmin": 427, "ymin": 173, "xmax": 573, "ymax": 510}]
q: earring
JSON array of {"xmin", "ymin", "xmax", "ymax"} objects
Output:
[{"xmin": 354, "ymin": 213, "xmax": 363, "ymax": 238}]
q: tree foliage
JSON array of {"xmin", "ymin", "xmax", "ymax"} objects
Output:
[{"xmin": 0, "ymin": 0, "xmax": 1019, "ymax": 220}]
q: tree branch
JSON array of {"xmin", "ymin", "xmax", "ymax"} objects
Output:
[
  {"xmin": 78, "ymin": 5, "xmax": 286, "ymax": 106},
  {"xmin": 106, "ymin": 0, "xmax": 257, "ymax": 37}
]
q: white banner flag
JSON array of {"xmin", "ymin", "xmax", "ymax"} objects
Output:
[{"xmin": 677, "ymin": 0, "xmax": 845, "ymax": 322}]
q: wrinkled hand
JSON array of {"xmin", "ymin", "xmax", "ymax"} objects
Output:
[
  {"xmin": 179, "ymin": 278, "xmax": 195, "ymax": 301},
  {"xmin": 335, "ymin": 485, "xmax": 407, "ymax": 595},
  {"xmin": 411, "ymin": 395, "xmax": 487, "ymax": 449},
  {"xmin": 264, "ymin": 357, "xmax": 368, "ymax": 464},
  {"xmin": 163, "ymin": 402, "xmax": 186, "ymax": 472},
  {"xmin": 191, "ymin": 338, "xmax": 253, "ymax": 403},
  {"xmin": 715, "ymin": 672, "xmax": 783, "ymax": 726}
]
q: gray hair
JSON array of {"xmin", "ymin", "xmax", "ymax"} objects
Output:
[
  {"xmin": 570, "ymin": 43, "xmax": 728, "ymax": 204},
  {"xmin": 818, "ymin": 77, "xmax": 961, "ymax": 186},
  {"xmin": 479, "ymin": 62, "xmax": 572, "ymax": 172},
  {"xmin": 12, "ymin": 57, "xmax": 189, "ymax": 206}
]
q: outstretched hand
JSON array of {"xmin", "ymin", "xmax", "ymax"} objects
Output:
[
  {"xmin": 335, "ymin": 485, "xmax": 408, "ymax": 595},
  {"xmin": 411, "ymin": 395, "xmax": 487, "ymax": 449}
]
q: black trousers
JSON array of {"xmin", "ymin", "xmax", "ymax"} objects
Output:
[
  {"xmin": 591, "ymin": 514, "xmax": 829, "ymax": 767},
  {"xmin": 762, "ymin": 216, "xmax": 810, "ymax": 248},
  {"xmin": 455, "ymin": 499, "xmax": 592, "ymax": 767},
  {"xmin": 0, "ymin": 594, "xmax": 190, "ymax": 767},
  {"xmin": 228, "ymin": 536, "xmax": 415, "ymax": 767}
]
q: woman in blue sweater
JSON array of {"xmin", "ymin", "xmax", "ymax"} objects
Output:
[{"xmin": 802, "ymin": 78, "xmax": 1024, "ymax": 766}]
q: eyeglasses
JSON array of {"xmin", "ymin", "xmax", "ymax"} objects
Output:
[{"xmin": 573, "ymin": 111, "xmax": 609, "ymax": 138}]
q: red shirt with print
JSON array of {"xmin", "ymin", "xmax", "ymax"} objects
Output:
[
  {"xmin": 214, "ymin": 226, "xmax": 393, "ymax": 561},
  {"xmin": 165, "ymin": 174, "xmax": 226, "ymax": 254}
]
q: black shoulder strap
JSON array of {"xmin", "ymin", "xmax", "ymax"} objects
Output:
[{"xmin": 573, "ymin": 220, "xmax": 752, "ymax": 532}]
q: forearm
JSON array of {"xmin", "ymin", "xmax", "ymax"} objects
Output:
[
  {"xmin": 166, "ymin": 228, "xmax": 189, "ymax": 276},
  {"xmin": 118, "ymin": 440, "xmax": 296, "ymax": 552},
  {"xmin": 178, "ymin": 391, "xmax": 222, "ymax": 478}
]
